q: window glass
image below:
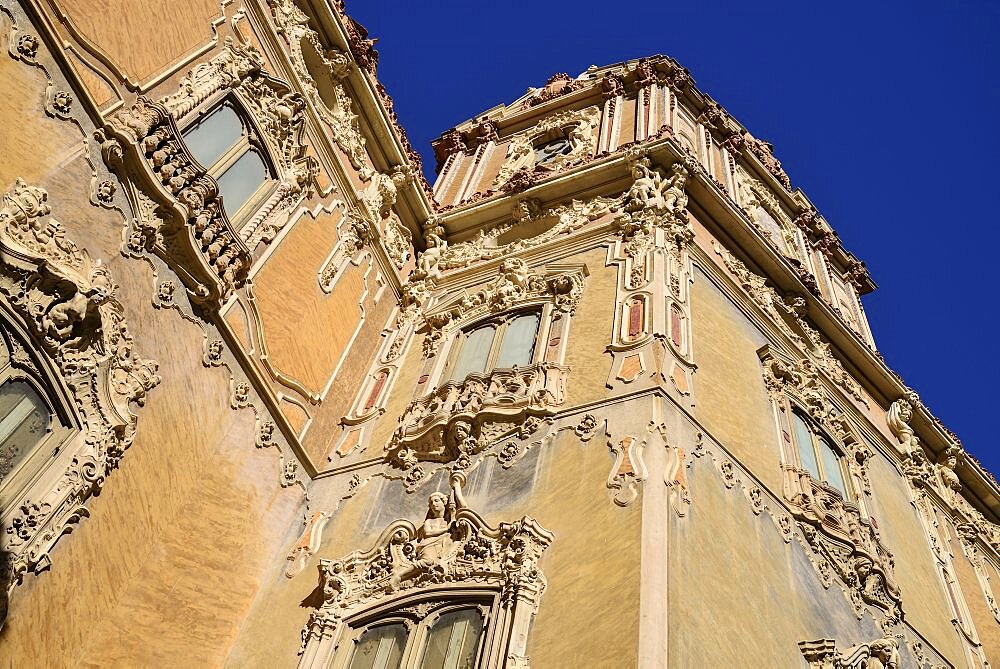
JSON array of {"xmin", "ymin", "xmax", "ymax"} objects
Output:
[
  {"xmin": 217, "ymin": 149, "xmax": 268, "ymax": 218},
  {"xmin": 792, "ymin": 413, "xmax": 819, "ymax": 479},
  {"xmin": 419, "ymin": 608, "xmax": 484, "ymax": 669},
  {"xmin": 348, "ymin": 624, "xmax": 407, "ymax": 669},
  {"xmin": 818, "ymin": 437, "xmax": 847, "ymax": 497},
  {"xmin": 0, "ymin": 380, "xmax": 50, "ymax": 482},
  {"xmin": 182, "ymin": 104, "xmax": 244, "ymax": 168},
  {"xmin": 496, "ymin": 313, "xmax": 540, "ymax": 368},
  {"xmin": 534, "ymin": 137, "xmax": 572, "ymax": 165},
  {"xmin": 451, "ymin": 325, "xmax": 496, "ymax": 381}
]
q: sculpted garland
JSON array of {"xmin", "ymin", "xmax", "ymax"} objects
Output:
[{"xmin": 0, "ymin": 180, "xmax": 160, "ymax": 583}]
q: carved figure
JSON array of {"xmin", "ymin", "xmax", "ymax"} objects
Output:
[
  {"xmin": 886, "ymin": 397, "xmax": 917, "ymax": 455},
  {"xmin": 414, "ymin": 232, "xmax": 446, "ymax": 282}
]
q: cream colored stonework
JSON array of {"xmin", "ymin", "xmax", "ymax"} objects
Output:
[{"xmin": 0, "ymin": 2, "xmax": 995, "ymax": 668}]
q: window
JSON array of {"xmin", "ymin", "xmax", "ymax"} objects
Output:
[
  {"xmin": 0, "ymin": 328, "xmax": 70, "ymax": 503},
  {"xmin": 448, "ymin": 311, "xmax": 541, "ymax": 381},
  {"xmin": 791, "ymin": 411, "xmax": 848, "ymax": 498},
  {"xmin": 534, "ymin": 136, "xmax": 573, "ymax": 165},
  {"xmin": 343, "ymin": 603, "xmax": 486, "ymax": 669},
  {"xmin": 181, "ymin": 99, "xmax": 273, "ymax": 223}
]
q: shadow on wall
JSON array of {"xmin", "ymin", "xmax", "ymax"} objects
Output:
[{"xmin": 0, "ymin": 538, "xmax": 10, "ymax": 633}]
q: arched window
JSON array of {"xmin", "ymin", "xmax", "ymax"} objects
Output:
[
  {"xmin": 342, "ymin": 602, "xmax": 487, "ymax": 669},
  {"xmin": 181, "ymin": 98, "xmax": 274, "ymax": 224},
  {"xmin": 0, "ymin": 327, "xmax": 71, "ymax": 505},
  {"xmin": 533, "ymin": 136, "xmax": 573, "ymax": 166},
  {"xmin": 447, "ymin": 311, "xmax": 541, "ymax": 381},
  {"xmin": 791, "ymin": 411, "xmax": 849, "ymax": 498}
]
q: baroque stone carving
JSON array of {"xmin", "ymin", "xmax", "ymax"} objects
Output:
[
  {"xmin": 386, "ymin": 362, "xmax": 568, "ymax": 471},
  {"xmin": 713, "ymin": 241, "xmax": 867, "ymax": 407},
  {"xmin": 102, "ymin": 96, "xmax": 251, "ymax": 307},
  {"xmin": 799, "ymin": 637, "xmax": 900, "ymax": 669},
  {"xmin": 299, "ymin": 475, "xmax": 552, "ymax": 668},
  {"xmin": 317, "ymin": 210, "xmax": 373, "ymax": 293},
  {"xmin": 744, "ymin": 134, "xmax": 791, "ymax": 190},
  {"xmin": 433, "ymin": 195, "xmax": 619, "ymax": 272},
  {"xmin": 103, "ymin": 39, "xmax": 315, "ymax": 308},
  {"xmin": 267, "ymin": 0, "xmax": 375, "ymax": 180},
  {"xmin": 420, "ymin": 259, "xmax": 586, "ymax": 355},
  {"xmin": 756, "ymin": 346, "xmax": 897, "ymax": 619},
  {"xmin": 492, "ymin": 106, "xmax": 601, "ymax": 189},
  {"xmin": 0, "ymin": 179, "xmax": 160, "ymax": 582},
  {"xmin": 521, "ymin": 72, "xmax": 587, "ymax": 108}
]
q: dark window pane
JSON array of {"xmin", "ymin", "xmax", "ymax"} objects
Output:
[
  {"xmin": 451, "ymin": 325, "xmax": 495, "ymax": 380},
  {"xmin": 419, "ymin": 608, "xmax": 484, "ymax": 669},
  {"xmin": 348, "ymin": 623, "xmax": 407, "ymax": 669},
  {"xmin": 217, "ymin": 149, "xmax": 268, "ymax": 218},
  {"xmin": 496, "ymin": 313, "xmax": 540, "ymax": 368},
  {"xmin": 0, "ymin": 381, "xmax": 50, "ymax": 482},
  {"xmin": 182, "ymin": 104, "xmax": 244, "ymax": 169}
]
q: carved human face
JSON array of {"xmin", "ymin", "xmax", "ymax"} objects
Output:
[{"xmin": 428, "ymin": 494, "xmax": 447, "ymax": 518}]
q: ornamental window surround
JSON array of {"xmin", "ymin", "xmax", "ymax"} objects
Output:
[
  {"xmin": 299, "ymin": 479, "xmax": 552, "ymax": 669},
  {"xmin": 789, "ymin": 409, "xmax": 850, "ymax": 499},
  {"xmin": 180, "ymin": 97, "xmax": 276, "ymax": 227},
  {"xmin": 0, "ymin": 323, "xmax": 73, "ymax": 509},
  {"xmin": 443, "ymin": 310, "xmax": 542, "ymax": 383}
]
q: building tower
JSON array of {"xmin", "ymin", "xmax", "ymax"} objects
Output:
[{"xmin": 1, "ymin": 1, "xmax": 999, "ymax": 667}]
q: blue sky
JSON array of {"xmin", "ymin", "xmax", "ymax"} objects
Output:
[{"xmin": 349, "ymin": 1, "xmax": 1000, "ymax": 473}]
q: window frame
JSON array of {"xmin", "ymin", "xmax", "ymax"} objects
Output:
[
  {"xmin": 335, "ymin": 595, "xmax": 494, "ymax": 669},
  {"xmin": 789, "ymin": 408, "xmax": 851, "ymax": 500},
  {"xmin": 441, "ymin": 306, "xmax": 547, "ymax": 383},
  {"xmin": 0, "ymin": 324, "xmax": 75, "ymax": 510},
  {"xmin": 179, "ymin": 94, "xmax": 278, "ymax": 228}
]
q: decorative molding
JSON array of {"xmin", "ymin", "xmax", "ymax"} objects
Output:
[
  {"xmin": 298, "ymin": 474, "xmax": 552, "ymax": 668},
  {"xmin": 386, "ymin": 362, "xmax": 567, "ymax": 474},
  {"xmin": 713, "ymin": 241, "xmax": 867, "ymax": 408},
  {"xmin": 606, "ymin": 434, "xmax": 647, "ymax": 507},
  {"xmin": 101, "ymin": 39, "xmax": 315, "ymax": 309},
  {"xmin": 267, "ymin": 0, "xmax": 375, "ymax": 180},
  {"xmin": 435, "ymin": 195, "xmax": 620, "ymax": 273},
  {"xmin": 798, "ymin": 637, "xmax": 900, "ymax": 669},
  {"xmin": 420, "ymin": 258, "xmax": 586, "ymax": 355},
  {"xmin": 492, "ymin": 106, "xmax": 601, "ymax": 189},
  {"xmin": 317, "ymin": 209, "xmax": 372, "ymax": 293},
  {"xmin": 285, "ymin": 511, "xmax": 331, "ymax": 578},
  {"xmin": 0, "ymin": 179, "xmax": 160, "ymax": 583}
]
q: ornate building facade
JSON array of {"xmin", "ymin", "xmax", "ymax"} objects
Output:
[{"xmin": 0, "ymin": 1, "xmax": 998, "ymax": 667}]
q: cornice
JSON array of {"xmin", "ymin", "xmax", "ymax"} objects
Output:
[{"xmin": 299, "ymin": 0, "xmax": 434, "ymax": 239}]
